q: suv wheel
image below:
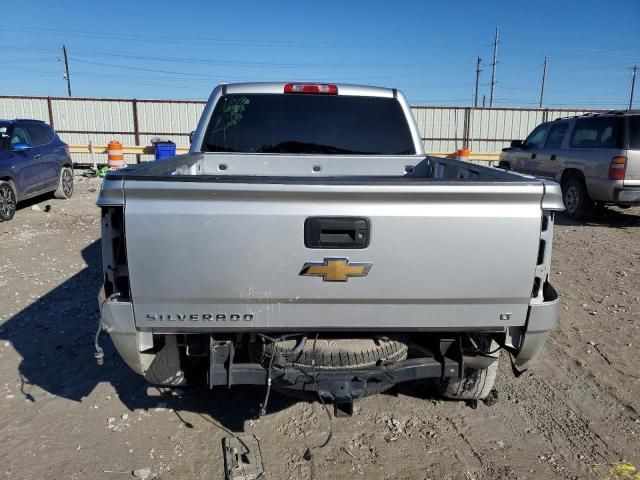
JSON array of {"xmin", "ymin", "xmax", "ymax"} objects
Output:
[
  {"xmin": 562, "ymin": 176, "xmax": 593, "ymax": 220},
  {"xmin": 54, "ymin": 166, "xmax": 74, "ymax": 199},
  {"xmin": 0, "ymin": 181, "xmax": 17, "ymax": 222}
]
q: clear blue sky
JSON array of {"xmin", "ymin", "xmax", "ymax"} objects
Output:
[{"xmin": 1, "ymin": 0, "xmax": 639, "ymax": 107}]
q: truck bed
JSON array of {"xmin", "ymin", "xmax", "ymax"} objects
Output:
[
  {"xmin": 109, "ymin": 152, "xmax": 536, "ymax": 181},
  {"xmin": 100, "ymin": 153, "xmax": 562, "ymax": 333}
]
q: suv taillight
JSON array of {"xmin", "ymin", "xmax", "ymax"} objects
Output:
[
  {"xmin": 284, "ymin": 83, "xmax": 338, "ymax": 95},
  {"xmin": 609, "ymin": 156, "xmax": 627, "ymax": 180}
]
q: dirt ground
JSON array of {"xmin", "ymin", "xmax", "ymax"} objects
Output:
[{"xmin": 1, "ymin": 175, "xmax": 639, "ymax": 480}]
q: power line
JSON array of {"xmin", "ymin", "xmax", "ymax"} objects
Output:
[
  {"xmin": 493, "ymin": 98, "xmax": 629, "ymax": 106},
  {"xmin": 0, "ymin": 25, "xmax": 386, "ymax": 49},
  {"xmin": 552, "ymin": 62, "xmax": 638, "ymax": 74},
  {"xmin": 2, "ymin": 32, "xmax": 634, "ymax": 108},
  {"xmin": 69, "ymin": 48, "xmax": 415, "ymax": 69},
  {"xmin": 489, "ymin": 26, "xmax": 499, "ymax": 107},
  {"xmin": 70, "ymin": 57, "xmax": 476, "ymax": 86},
  {"xmin": 71, "ymin": 58, "xmax": 223, "ymax": 78}
]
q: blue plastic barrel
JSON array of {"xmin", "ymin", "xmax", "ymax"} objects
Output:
[{"xmin": 154, "ymin": 142, "xmax": 176, "ymax": 160}]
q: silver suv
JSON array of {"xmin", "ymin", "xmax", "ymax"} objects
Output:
[{"xmin": 499, "ymin": 111, "xmax": 640, "ymax": 219}]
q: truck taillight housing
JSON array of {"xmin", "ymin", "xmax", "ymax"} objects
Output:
[
  {"xmin": 284, "ymin": 83, "xmax": 338, "ymax": 95},
  {"xmin": 101, "ymin": 206, "xmax": 130, "ymax": 300},
  {"xmin": 609, "ymin": 156, "xmax": 627, "ymax": 180}
]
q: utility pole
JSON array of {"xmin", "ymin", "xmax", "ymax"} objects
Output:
[
  {"xmin": 539, "ymin": 56, "xmax": 548, "ymax": 108},
  {"xmin": 62, "ymin": 45, "xmax": 72, "ymax": 97},
  {"xmin": 489, "ymin": 25, "xmax": 499, "ymax": 107},
  {"xmin": 629, "ymin": 65, "xmax": 637, "ymax": 110},
  {"xmin": 482, "ymin": 94, "xmax": 486, "ymax": 107},
  {"xmin": 474, "ymin": 56, "xmax": 482, "ymax": 107}
]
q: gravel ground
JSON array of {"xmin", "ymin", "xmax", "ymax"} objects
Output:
[{"xmin": 0, "ymin": 175, "xmax": 639, "ymax": 480}]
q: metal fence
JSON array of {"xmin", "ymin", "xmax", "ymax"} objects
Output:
[{"xmin": 0, "ymin": 95, "xmax": 608, "ymax": 163}]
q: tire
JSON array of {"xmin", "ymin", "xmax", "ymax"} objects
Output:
[
  {"xmin": 562, "ymin": 176, "xmax": 593, "ymax": 220},
  {"xmin": 54, "ymin": 166, "xmax": 74, "ymax": 199},
  {"xmin": 143, "ymin": 336, "xmax": 188, "ymax": 386},
  {"xmin": 441, "ymin": 339, "xmax": 499, "ymax": 401},
  {"xmin": 0, "ymin": 181, "xmax": 17, "ymax": 222},
  {"xmin": 252, "ymin": 335, "xmax": 409, "ymax": 371}
]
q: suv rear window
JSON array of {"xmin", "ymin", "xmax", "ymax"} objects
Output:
[
  {"xmin": 629, "ymin": 116, "xmax": 640, "ymax": 150},
  {"xmin": 202, "ymin": 94, "xmax": 416, "ymax": 155},
  {"xmin": 26, "ymin": 124, "xmax": 54, "ymax": 146},
  {"xmin": 570, "ymin": 117, "xmax": 624, "ymax": 149}
]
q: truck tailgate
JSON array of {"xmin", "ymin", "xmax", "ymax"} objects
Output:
[{"xmin": 124, "ymin": 179, "xmax": 544, "ymax": 332}]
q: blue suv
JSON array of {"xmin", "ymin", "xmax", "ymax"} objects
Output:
[{"xmin": 0, "ymin": 119, "xmax": 74, "ymax": 221}]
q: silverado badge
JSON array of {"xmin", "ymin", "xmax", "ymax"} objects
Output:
[{"xmin": 299, "ymin": 258, "xmax": 372, "ymax": 282}]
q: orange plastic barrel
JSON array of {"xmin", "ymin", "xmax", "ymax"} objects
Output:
[
  {"xmin": 456, "ymin": 148, "xmax": 470, "ymax": 162},
  {"xmin": 107, "ymin": 140, "xmax": 125, "ymax": 169}
]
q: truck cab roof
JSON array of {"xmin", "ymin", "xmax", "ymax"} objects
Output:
[{"xmin": 222, "ymin": 82, "xmax": 397, "ymax": 98}]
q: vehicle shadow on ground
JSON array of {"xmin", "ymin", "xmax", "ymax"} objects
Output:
[
  {"xmin": 555, "ymin": 207, "xmax": 640, "ymax": 228},
  {"xmin": 0, "ymin": 240, "xmax": 296, "ymax": 433},
  {"xmin": 15, "ymin": 192, "xmax": 58, "ymax": 213}
]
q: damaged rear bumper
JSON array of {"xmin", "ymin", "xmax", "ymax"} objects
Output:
[
  {"xmin": 99, "ymin": 288, "xmax": 154, "ymax": 375},
  {"xmin": 98, "ymin": 282, "xmax": 559, "ymax": 383},
  {"xmin": 513, "ymin": 282, "xmax": 559, "ymax": 372}
]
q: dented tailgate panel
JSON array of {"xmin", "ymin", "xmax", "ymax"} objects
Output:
[{"xmin": 123, "ymin": 180, "xmax": 544, "ymax": 332}]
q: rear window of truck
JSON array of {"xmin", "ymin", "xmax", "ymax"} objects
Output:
[{"xmin": 202, "ymin": 94, "xmax": 416, "ymax": 155}]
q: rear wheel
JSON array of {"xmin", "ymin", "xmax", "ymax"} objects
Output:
[
  {"xmin": 440, "ymin": 338, "xmax": 499, "ymax": 401},
  {"xmin": 0, "ymin": 181, "xmax": 17, "ymax": 222},
  {"xmin": 54, "ymin": 166, "xmax": 74, "ymax": 199},
  {"xmin": 562, "ymin": 176, "xmax": 593, "ymax": 220}
]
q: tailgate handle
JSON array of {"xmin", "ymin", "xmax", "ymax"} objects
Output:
[{"xmin": 304, "ymin": 217, "xmax": 370, "ymax": 249}]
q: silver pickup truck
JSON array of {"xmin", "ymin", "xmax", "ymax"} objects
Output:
[{"xmin": 97, "ymin": 82, "xmax": 563, "ymax": 412}]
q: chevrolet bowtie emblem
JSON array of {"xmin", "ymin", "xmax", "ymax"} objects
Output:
[{"xmin": 299, "ymin": 258, "xmax": 372, "ymax": 282}]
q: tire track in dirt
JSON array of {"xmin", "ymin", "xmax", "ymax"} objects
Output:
[{"xmin": 497, "ymin": 341, "xmax": 640, "ymax": 478}]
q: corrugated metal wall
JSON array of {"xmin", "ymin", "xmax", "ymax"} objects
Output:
[
  {"xmin": 467, "ymin": 108, "xmax": 544, "ymax": 153},
  {"xmin": 414, "ymin": 106, "xmax": 605, "ymax": 153},
  {"xmin": 136, "ymin": 100, "xmax": 205, "ymax": 162},
  {"xmin": 53, "ymin": 98, "xmax": 137, "ymax": 163},
  {"xmin": 0, "ymin": 97, "xmax": 49, "ymax": 122},
  {"xmin": 412, "ymin": 107, "xmax": 466, "ymax": 153},
  {"xmin": 466, "ymin": 107, "xmax": 600, "ymax": 152},
  {"xmin": 136, "ymin": 101, "xmax": 204, "ymax": 140},
  {"xmin": 0, "ymin": 95, "xmax": 607, "ymax": 163}
]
